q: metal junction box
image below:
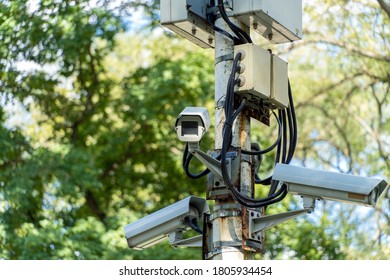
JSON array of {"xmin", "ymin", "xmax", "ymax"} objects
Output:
[
  {"xmin": 271, "ymin": 54, "xmax": 288, "ymax": 108},
  {"xmin": 235, "ymin": 44, "xmax": 289, "ymax": 109},
  {"xmin": 160, "ymin": 0, "xmax": 215, "ymax": 48},
  {"xmin": 233, "ymin": 0, "xmax": 302, "ymax": 44},
  {"xmin": 234, "ymin": 43, "xmax": 271, "ymax": 100}
]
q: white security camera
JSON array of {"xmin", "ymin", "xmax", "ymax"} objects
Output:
[
  {"xmin": 124, "ymin": 196, "xmax": 209, "ymax": 250},
  {"xmin": 175, "ymin": 107, "xmax": 211, "ymax": 143},
  {"xmin": 273, "ymin": 163, "xmax": 388, "ymax": 208}
]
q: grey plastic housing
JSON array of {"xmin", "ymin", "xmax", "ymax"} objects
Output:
[
  {"xmin": 124, "ymin": 196, "xmax": 209, "ymax": 250},
  {"xmin": 273, "ymin": 163, "xmax": 388, "ymax": 207},
  {"xmin": 160, "ymin": 0, "xmax": 215, "ymax": 48},
  {"xmin": 175, "ymin": 107, "xmax": 211, "ymax": 143},
  {"xmin": 233, "ymin": 0, "xmax": 302, "ymax": 44}
]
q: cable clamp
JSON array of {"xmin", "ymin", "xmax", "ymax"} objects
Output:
[
  {"xmin": 206, "ymin": 247, "xmax": 242, "ymax": 259},
  {"xmin": 215, "ymin": 53, "xmax": 234, "ymax": 65},
  {"xmin": 213, "ymin": 241, "xmax": 242, "ymax": 248},
  {"xmin": 216, "ymin": 96, "xmax": 225, "ymax": 109},
  {"xmin": 209, "ymin": 209, "xmax": 241, "ymax": 221},
  {"xmin": 241, "ymin": 153, "xmax": 252, "ymax": 164}
]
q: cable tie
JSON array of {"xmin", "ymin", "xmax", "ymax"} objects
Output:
[
  {"xmin": 224, "ymin": 121, "xmax": 233, "ymax": 128},
  {"xmin": 215, "ymin": 53, "xmax": 234, "ymax": 65}
]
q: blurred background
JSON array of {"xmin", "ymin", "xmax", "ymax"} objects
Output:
[{"xmin": 0, "ymin": 0, "xmax": 389, "ymax": 259}]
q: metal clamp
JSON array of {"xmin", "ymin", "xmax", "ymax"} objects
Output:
[
  {"xmin": 206, "ymin": 247, "xmax": 243, "ymax": 260},
  {"xmin": 210, "ymin": 209, "xmax": 241, "ymax": 221},
  {"xmin": 215, "ymin": 53, "xmax": 234, "ymax": 65},
  {"xmin": 248, "ymin": 201, "xmax": 315, "ymax": 241}
]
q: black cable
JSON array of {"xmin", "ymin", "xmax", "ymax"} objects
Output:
[
  {"xmin": 256, "ymin": 80, "xmax": 297, "ymax": 191},
  {"xmin": 219, "ymin": 53, "xmax": 288, "ymax": 208},
  {"xmin": 285, "ymin": 106, "xmax": 295, "ymax": 163},
  {"xmin": 184, "ymin": 217, "xmax": 203, "ymax": 234},
  {"xmin": 217, "ymin": 0, "xmax": 252, "ymax": 44},
  {"xmin": 206, "ymin": 12, "xmax": 236, "ymax": 42},
  {"xmin": 287, "ymin": 80, "xmax": 298, "ymax": 162},
  {"xmin": 232, "ymin": 99, "xmax": 246, "ymax": 121},
  {"xmin": 242, "ymin": 110, "xmax": 282, "ymax": 156},
  {"xmin": 182, "ymin": 143, "xmax": 210, "ymax": 179},
  {"xmin": 268, "ymin": 80, "xmax": 297, "ymax": 196},
  {"xmin": 281, "ymin": 109, "xmax": 288, "ymax": 164}
]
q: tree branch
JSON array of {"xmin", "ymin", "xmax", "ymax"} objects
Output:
[
  {"xmin": 377, "ymin": 0, "xmax": 390, "ymax": 18},
  {"xmin": 85, "ymin": 190, "xmax": 107, "ymax": 224},
  {"xmin": 295, "ymin": 72, "xmax": 365, "ymax": 109},
  {"xmin": 302, "ymin": 40, "xmax": 390, "ymax": 62}
]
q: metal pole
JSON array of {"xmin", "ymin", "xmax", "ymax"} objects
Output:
[{"xmin": 209, "ymin": 15, "xmax": 254, "ymax": 260}]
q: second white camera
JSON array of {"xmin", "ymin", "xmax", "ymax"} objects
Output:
[
  {"xmin": 175, "ymin": 107, "xmax": 211, "ymax": 143},
  {"xmin": 273, "ymin": 163, "xmax": 388, "ymax": 208}
]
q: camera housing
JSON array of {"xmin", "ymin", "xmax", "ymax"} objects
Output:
[
  {"xmin": 232, "ymin": 0, "xmax": 302, "ymax": 44},
  {"xmin": 124, "ymin": 196, "xmax": 209, "ymax": 250},
  {"xmin": 175, "ymin": 107, "xmax": 211, "ymax": 143},
  {"xmin": 234, "ymin": 44, "xmax": 289, "ymax": 109},
  {"xmin": 160, "ymin": 0, "xmax": 215, "ymax": 48},
  {"xmin": 273, "ymin": 163, "xmax": 388, "ymax": 207}
]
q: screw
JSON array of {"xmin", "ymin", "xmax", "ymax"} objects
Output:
[
  {"xmin": 250, "ymin": 211, "xmax": 254, "ymax": 217},
  {"xmin": 192, "ymin": 27, "xmax": 196, "ymax": 36},
  {"xmin": 208, "ymin": 37, "xmax": 214, "ymax": 45},
  {"xmin": 253, "ymin": 22, "xmax": 258, "ymax": 29},
  {"xmin": 268, "ymin": 33, "xmax": 273, "ymax": 41}
]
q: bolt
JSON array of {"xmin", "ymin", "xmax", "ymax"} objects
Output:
[
  {"xmin": 253, "ymin": 22, "xmax": 258, "ymax": 29},
  {"xmin": 250, "ymin": 211, "xmax": 254, "ymax": 217},
  {"xmin": 268, "ymin": 33, "xmax": 273, "ymax": 41},
  {"xmin": 257, "ymin": 213, "xmax": 260, "ymax": 218},
  {"xmin": 208, "ymin": 37, "xmax": 214, "ymax": 45},
  {"xmin": 251, "ymin": 233, "xmax": 256, "ymax": 238},
  {"xmin": 192, "ymin": 27, "xmax": 196, "ymax": 36}
]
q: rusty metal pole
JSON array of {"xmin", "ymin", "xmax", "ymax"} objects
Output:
[{"xmin": 208, "ymin": 14, "xmax": 254, "ymax": 260}]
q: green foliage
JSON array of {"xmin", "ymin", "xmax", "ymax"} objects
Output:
[
  {"xmin": 0, "ymin": 0, "xmax": 214, "ymax": 259},
  {"xmin": 0, "ymin": 0, "xmax": 389, "ymax": 260}
]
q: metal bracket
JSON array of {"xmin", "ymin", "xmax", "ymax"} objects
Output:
[
  {"xmin": 215, "ymin": 53, "xmax": 234, "ymax": 65},
  {"xmin": 210, "ymin": 209, "xmax": 241, "ymax": 221},
  {"xmin": 203, "ymin": 149, "xmax": 241, "ymax": 200},
  {"xmin": 223, "ymin": 0, "xmax": 234, "ymax": 12},
  {"xmin": 169, "ymin": 231, "xmax": 203, "ymax": 248},
  {"xmin": 189, "ymin": 147, "xmax": 239, "ymax": 181},
  {"xmin": 189, "ymin": 147, "xmax": 225, "ymax": 180},
  {"xmin": 248, "ymin": 198, "xmax": 315, "ymax": 239}
]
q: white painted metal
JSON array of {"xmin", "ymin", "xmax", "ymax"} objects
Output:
[
  {"xmin": 124, "ymin": 196, "xmax": 209, "ymax": 250},
  {"xmin": 175, "ymin": 107, "xmax": 211, "ymax": 143},
  {"xmin": 233, "ymin": 0, "xmax": 302, "ymax": 43},
  {"xmin": 210, "ymin": 16, "xmax": 252, "ymax": 260},
  {"xmin": 160, "ymin": 0, "xmax": 215, "ymax": 48},
  {"xmin": 234, "ymin": 44, "xmax": 271, "ymax": 100},
  {"xmin": 271, "ymin": 54, "xmax": 289, "ymax": 108},
  {"xmin": 273, "ymin": 163, "xmax": 388, "ymax": 207}
]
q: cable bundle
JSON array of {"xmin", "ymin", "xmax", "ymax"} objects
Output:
[
  {"xmin": 219, "ymin": 51, "xmax": 297, "ymax": 208},
  {"xmin": 182, "ymin": 1, "xmax": 298, "ymax": 208},
  {"xmin": 206, "ymin": 0, "xmax": 252, "ymax": 44}
]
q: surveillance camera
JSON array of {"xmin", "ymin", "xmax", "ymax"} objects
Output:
[
  {"xmin": 175, "ymin": 107, "xmax": 211, "ymax": 143},
  {"xmin": 124, "ymin": 196, "xmax": 209, "ymax": 250},
  {"xmin": 273, "ymin": 163, "xmax": 388, "ymax": 208}
]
